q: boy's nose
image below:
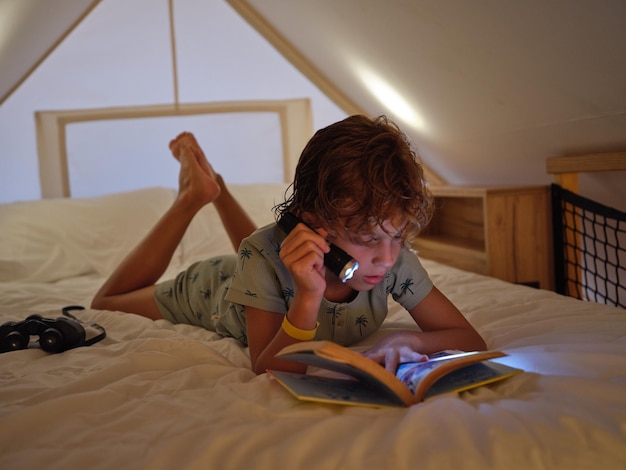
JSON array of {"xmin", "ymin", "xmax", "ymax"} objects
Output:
[{"xmin": 373, "ymin": 242, "xmax": 395, "ymax": 269}]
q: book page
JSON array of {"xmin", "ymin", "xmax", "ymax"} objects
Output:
[
  {"xmin": 269, "ymin": 370, "xmax": 406, "ymax": 408},
  {"xmin": 280, "ymin": 351, "xmax": 404, "ymax": 400},
  {"xmin": 395, "ymin": 351, "xmax": 502, "ymax": 395},
  {"xmin": 423, "ymin": 361, "xmax": 522, "ymax": 399},
  {"xmin": 277, "ymin": 342, "xmax": 416, "ymax": 405}
]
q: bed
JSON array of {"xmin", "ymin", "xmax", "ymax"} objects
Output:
[
  {"xmin": 2, "ymin": 113, "xmax": 626, "ymax": 469},
  {"xmin": 1, "ymin": 181, "xmax": 625, "ymax": 470}
]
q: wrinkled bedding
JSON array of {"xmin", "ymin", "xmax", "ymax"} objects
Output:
[{"xmin": 1, "ymin": 187, "xmax": 624, "ymax": 469}]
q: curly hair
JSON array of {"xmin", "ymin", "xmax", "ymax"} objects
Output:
[{"xmin": 274, "ymin": 115, "xmax": 433, "ymax": 244}]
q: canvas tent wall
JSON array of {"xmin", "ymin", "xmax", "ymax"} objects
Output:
[
  {"xmin": 0, "ymin": 0, "xmax": 346, "ymax": 202},
  {"xmin": 0, "ymin": 0, "xmax": 625, "ymax": 209}
]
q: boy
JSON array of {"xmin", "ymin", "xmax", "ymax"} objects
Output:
[{"xmin": 92, "ymin": 115, "xmax": 486, "ymax": 374}]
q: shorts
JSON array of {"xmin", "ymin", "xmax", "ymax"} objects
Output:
[{"xmin": 153, "ymin": 255, "xmax": 245, "ymax": 340}]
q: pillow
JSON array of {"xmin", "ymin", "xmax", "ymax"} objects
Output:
[
  {"xmin": 0, "ymin": 187, "xmax": 177, "ymax": 282},
  {"xmin": 0, "ymin": 183, "xmax": 290, "ymax": 283},
  {"xmin": 178, "ymin": 183, "xmax": 291, "ymax": 266}
]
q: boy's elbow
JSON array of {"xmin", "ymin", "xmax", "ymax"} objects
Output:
[
  {"xmin": 473, "ymin": 334, "xmax": 487, "ymax": 351},
  {"xmin": 90, "ymin": 295, "xmax": 107, "ymax": 311}
]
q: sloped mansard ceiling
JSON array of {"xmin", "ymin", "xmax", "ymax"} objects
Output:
[
  {"xmin": 230, "ymin": 0, "xmax": 626, "ymax": 186},
  {"xmin": 1, "ymin": 0, "xmax": 625, "ymax": 190}
]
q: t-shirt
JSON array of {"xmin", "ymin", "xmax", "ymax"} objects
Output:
[{"xmin": 155, "ymin": 223, "xmax": 433, "ymax": 346}]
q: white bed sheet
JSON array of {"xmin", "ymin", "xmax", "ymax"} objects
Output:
[{"xmin": 1, "ymin": 188, "xmax": 625, "ymax": 470}]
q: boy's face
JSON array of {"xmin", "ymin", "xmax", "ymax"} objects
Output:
[{"xmin": 327, "ymin": 217, "xmax": 405, "ymax": 291}]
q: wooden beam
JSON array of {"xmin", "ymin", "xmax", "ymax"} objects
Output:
[{"xmin": 546, "ymin": 152, "xmax": 626, "ymax": 175}]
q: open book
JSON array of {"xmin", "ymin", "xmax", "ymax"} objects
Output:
[{"xmin": 268, "ymin": 340, "xmax": 522, "ymax": 408}]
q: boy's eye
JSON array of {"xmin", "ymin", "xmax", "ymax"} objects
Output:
[
  {"xmin": 356, "ymin": 234, "xmax": 378, "ymax": 245},
  {"xmin": 355, "ymin": 232, "xmax": 404, "ymax": 246}
]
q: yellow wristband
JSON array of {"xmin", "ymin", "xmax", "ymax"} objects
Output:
[{"xmin": 281, "ymin": 316, "xmax": 319, "ymax": 341}]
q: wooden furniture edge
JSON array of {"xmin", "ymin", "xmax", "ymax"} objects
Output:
[{"xmin": 546, "ymin": 152, "xmax": 626, "ymax": 193}]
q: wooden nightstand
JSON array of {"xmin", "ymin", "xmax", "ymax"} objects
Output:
[{"xmin": 413, "ymin": 185, "xmax": 554, "ymax": 290}]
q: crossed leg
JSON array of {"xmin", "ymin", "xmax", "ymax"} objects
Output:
[{"xmin": 91, "ymin": 132, "xmax": 257, "ymax": 318}]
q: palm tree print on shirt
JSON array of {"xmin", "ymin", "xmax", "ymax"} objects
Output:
[
  {"xmin": 282, "ymin": 287, "xmax": 295, "ymax": 302},
  {"xmin": 239, "ymin": 247, "xmax": 253, "ymax": 268},
  {"xmin": 400, "ymin": 278, "xmax": 415, "ymax": 296},
  {"xmin": 355, "ymin": 315, "xmax": 368, "ymax": 336},
  {"xmin": 384, "ymin": 273, "xmax": 393, "ymax": 294},
  {"xmin": 326, "ymin": 306, "xmax": 341, "ymax": 326}
]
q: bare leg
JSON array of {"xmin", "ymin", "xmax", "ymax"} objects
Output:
[
  {"xmin": 169, "ymin": 133, "xmax": 257, "ymax": 251},
  {"xmin": 91, "ymin": 132, "xmax": 255, "ymax": 317}
]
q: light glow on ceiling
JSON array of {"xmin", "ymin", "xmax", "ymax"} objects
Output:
[{"xmin": 357, "ymin": 66, "xmax": 426, "ymax": 132}]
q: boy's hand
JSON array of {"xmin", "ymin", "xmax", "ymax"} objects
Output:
[
  {"xmin": 279, "ymin": 222, "xmax": 330, "ymax": 297},
  {"xmin": 363, "ymin": 332, "xmax": 428, "ymax": 372}
]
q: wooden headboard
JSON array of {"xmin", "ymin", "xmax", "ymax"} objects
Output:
[{"xmin": 35, "ymin": 98, "xmax": 313, "ymax": 198}]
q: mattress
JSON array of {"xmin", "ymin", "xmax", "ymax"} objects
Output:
[{"xmin": 1, "ymin": 186, "xmax": 624, "ymax": 469}]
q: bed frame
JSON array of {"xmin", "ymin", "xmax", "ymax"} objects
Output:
[{"xmin": 35, "ymin": 98, "xmax": 313, "ymax": 198}]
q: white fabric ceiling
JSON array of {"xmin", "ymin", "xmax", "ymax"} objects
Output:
[
  {"xmin": 236, "ymin": 0, "xmax": 626, "ymax": 191},
  {"xmin": 1, "ymin": 0, "xmax": 625, "ymax": 207},
  {"xmin": 0, "ymin": 0, "xmax": 99, "ymax": 105},
  {"xmin": 0, "ymin": 0, "xmax": 346, "ymax": 202}
]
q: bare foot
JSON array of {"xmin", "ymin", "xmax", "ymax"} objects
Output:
[
  {"xmin": 169, "ymin": 132, "xmax": 205, "ymax": 161},
  {"xmin": 171, "ymin": 132, "xmax": 221, "ymax": 210},
  {"xmin": 170, "ymin": 133, "xmax": 221, "ymax": 183}
]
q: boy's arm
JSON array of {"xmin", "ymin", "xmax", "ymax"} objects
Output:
[
  {"xmin": 363, "ymin": 287, "xmax": 486, "ymax": 372},
  {"xmin": 246, "ymin": 308, "xmax": 311, "ymax": 375},
  {"xmin": 247, "ymin": 220, "xmax": 330, "ymax": 375}
]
